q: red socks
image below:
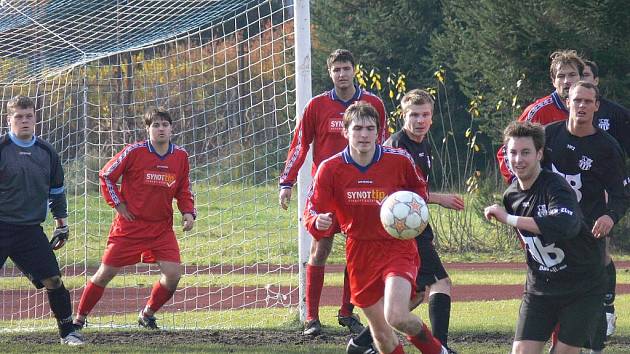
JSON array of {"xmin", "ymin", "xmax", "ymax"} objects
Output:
[
  {"xmin": 339, "ymin": 267, "xmax": 354, "ymax": 317},
  {"xmin": 77, "ymin": 281, "xmax": 105, "ymax": 316},
  {"xmin": 147, "ymin": 281, "xmax": 175, "ymax": 313},
  {"xmin": 406, "ymin": 323, "xmax": 443, "ymax": 354},
  {"xmin": 305, "ymin": 264, "xmax": 325, "ymax": 321}
]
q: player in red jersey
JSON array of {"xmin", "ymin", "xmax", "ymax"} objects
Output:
[
  {"xmin": 497, "ymin": 50, "xmax": 584, "ymax": 183},
  {"xmin": 304, "ymin": 102, "xmax": 447, "ymax": 354},
  {"xmin": 73, "ymin": 107, "xmax": 196, "ymax": 329},
  {"xmin": 279, "ymin": 49, "xmax": 388, "ymax": 335}
]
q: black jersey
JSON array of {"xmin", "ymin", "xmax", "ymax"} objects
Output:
[
  {"xmin": 503, "ymin": 169, "xmax": 606, "ymax": 296},
  {"xmin": 543, "ymin": 121, "xmax": 630, "ymax": 228},
  {"xmin": 384, "ymin": 130, "xmax": 431, "ymax": 182},
  {"xmin": 593, "ymin": 97, "xmax": 630, "ymax": 155},
  {"xmin": 384, "ymin": 130, "xmax": 436, "ymax": 242},
  {"xmin": 0, "ymin": 133, "xmax": 67, "ymax": 225}
]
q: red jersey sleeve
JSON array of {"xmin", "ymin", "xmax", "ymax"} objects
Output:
[
  {"xmin": 374, "ymin": 97, "xmax": 389, "ymax": 144},
  {"xmin": 100, "ymin": 145, "xmax": 134, "ymax": 207},
  {"xmin": 496, "ymin": 144, "xmax": 515, "ymax": 184},
  {"xmin": 279, "ymin": 100, "xmax": 316, "ymax": 187},
  {"xmin": 175, "ymin": 149, "xmax": 196, "ymax": 217},
  {"xmin": 303, "ymin": 162, "xmax": 336, "ymax": 239}
]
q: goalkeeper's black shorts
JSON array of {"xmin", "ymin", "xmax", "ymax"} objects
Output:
[{"xmin": 0, "ymin": 221, "xmax": 61, "ymax": 289}]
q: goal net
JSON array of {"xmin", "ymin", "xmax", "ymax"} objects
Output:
[{"xmin": 0, "ymin": 0, "xmax": 299, "ymax": 330}]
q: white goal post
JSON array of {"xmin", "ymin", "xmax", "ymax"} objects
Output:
[{"xmin": 0, "ymin": 0, "xmax": 313, "ymax": 330}]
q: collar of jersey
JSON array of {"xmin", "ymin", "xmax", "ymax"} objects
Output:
[
  {"xmin": 330, "ymin": 84, "xmax": 362, "ymax": 106},
  {"xmin": 8, "ymin": 132, "xmax": 36, "ymax": 147},
  {"xmin": 147, "ymin": 141, "xmax": 174, "ymax": 159},
  {"xmin": 551, "ymin": 91, "xmax": 569, "ymax": 113},
  {"xmin": 342, "ymin": 144, "xmax": 382, "ymax": 172}
]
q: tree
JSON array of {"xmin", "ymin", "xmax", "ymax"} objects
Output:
[
  {"xmin": 431, "ymin": 0, "xmax": 630, "ymax": 141},
  {"xmin": 310, "ymin": 0, "xmax": 442, "ymax": 95}
]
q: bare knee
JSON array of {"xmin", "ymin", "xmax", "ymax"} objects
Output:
[
  {"xmin": 309, "ymin": 238, "xmax": 333, "ymax": 266},
  {"xmin": 384, "ymin": 306, "xmax": 412, "ymax": 333},
  {"xmin": 41, "ymin": 275, "xmax": 62, "ymax": 289},
  {"xmin": 160, "ymin": 267, "xmax": 182, "ymax": 290},
  {"xmin": 91, "ymin": 264, "xmax": 120, "ymax": 287}
]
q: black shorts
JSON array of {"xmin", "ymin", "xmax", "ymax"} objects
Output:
[
  {"xmin": 515, "ymin": 289, "xmax": 603, "ymax": 347},
  {"xmin": 0, "ymin": 222, "xmax": 61, "ymax": 289},
  {"xmin": 414, "ymin": 224, "xmax": 449, "ymax": 290}
]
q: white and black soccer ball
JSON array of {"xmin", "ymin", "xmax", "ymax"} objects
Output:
[{"xmin": 380, "ymin": 190, "xmax": 429, "ymax": 240}]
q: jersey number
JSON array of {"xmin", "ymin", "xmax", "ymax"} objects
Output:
[
  {"xmin": 551, "ymin": 164, "xmax": 582, "ymax": 201},
  {"xmin": 517, "ymin": 230, "xmax": 565, "ymax": 268}
]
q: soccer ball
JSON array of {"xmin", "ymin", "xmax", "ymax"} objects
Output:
[{"xmin": 380, "ymin": 191, "xmax": 429, "ymax": 240}]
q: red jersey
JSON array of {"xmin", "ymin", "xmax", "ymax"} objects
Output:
[
  {"xmin": 100, "ymin": 141, "xmax": 195, "ymax": 237},
  {"xmin": 497, "ymin": 91, "xmax": 569, "ymax": 183},
  {"xmin": 279, "ymin": 87, "xmax": 387, "ymax": 187},
  {"xmin": 303, "ymin": 145, "xmax": 427, "ymax": 241},
  {"xmin": 303, "ymin": 145, "xmax": 427, "ymax": 306}
]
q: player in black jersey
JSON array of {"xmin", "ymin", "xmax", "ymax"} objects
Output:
[
  {"xmin": 543, "ymin": 81, "xmax": 630, "ymax": 353},
  {"xmin": 583, "ymin": 60, "xmax": 630, "ymax": 155},
  {"xmin": 485, "ymin": 121, "xmax": 606, "ymax": 354},
  {"xmin": 582, "ymin": 60, "xmax": 630, "ymax": 341},
  {"xmin": 0, "ymin": 96, "xmax": 83, "ymax": 345},
  {"xmin": 346, "ymin": 89, "xmax": 463, "ymax": 354}
]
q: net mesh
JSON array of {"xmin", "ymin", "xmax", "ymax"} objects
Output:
[{"xmin": 0, "ymin": 0, "xmax": 298, "ymax": 330}]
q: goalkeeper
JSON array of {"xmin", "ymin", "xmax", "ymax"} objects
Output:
[
  {"xmin": 0, "ymin": 95, "xmax": 83, "ymax": 345},
  {"xmin": 74, "ymin": 107, "xmax": 195, "ymax": 330}
]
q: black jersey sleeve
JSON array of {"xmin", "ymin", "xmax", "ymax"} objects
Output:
[
  {"xmin": 601, "ymin": 139, "xmax": 630, "ymax": 224},
  {"xmin": 533, "ymin": 176, "xmax": 582, "ymax": 243}
]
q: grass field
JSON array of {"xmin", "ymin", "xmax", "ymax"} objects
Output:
[
  {"xmin": 1, "ymin": 296, "xmax": 629, "ymax": 353},
  {"xmin": 1, "ymin": 265, "xmax": 629, "ymax": 352}
]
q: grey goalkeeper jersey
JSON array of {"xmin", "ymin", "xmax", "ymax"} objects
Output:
[{"xmin": 0, "ymin": 133, "xmax": 67, "ymax": 225}]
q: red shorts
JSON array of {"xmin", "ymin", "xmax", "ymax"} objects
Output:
[
  {"xmin": 346, "ymin": 238, "xmax": 419, "ymax": 308},
  {"xmin": 101, "ymin": 229, "xmax": 181, "ymax": 267}
]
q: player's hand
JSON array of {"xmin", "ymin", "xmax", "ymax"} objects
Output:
[
  {"xmin": 50, "ymin": 225, "xmax": 69, "ymax": 250},
  {"xmin": 592, "ymin": 215, "xmax": 614, "ymax": 238},
  {"xmin": 279, "ymin": 188, "xmax": 292, "ymax": 210},
  {"xmin": 182, "ymin": 213, "xmax": 195, "ymax": 231},
  {"xmin": 439, "ymin": 194, "xmax": 465, "ymax": 210},
  {"xmin": 115, "ymin": 203, "xmax": 135, "ymax": 221},
  {"xmin": 315, "ymin": 212, "xmax": 333, "ymax": 231},
  {"xmin": 484, "ymin": 204, "xmax": 507, "ymax": 223}
]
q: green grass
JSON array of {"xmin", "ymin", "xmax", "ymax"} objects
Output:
[
  {"xmin": 4, "ymin": 267, "xmax": 629, "ymax": 290},
  {"xmin": 1, "ymin": 296, "xmax": 629, "ymax": 353}
]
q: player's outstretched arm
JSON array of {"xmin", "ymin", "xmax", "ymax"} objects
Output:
[
  {"xmin": 429, "ymin": 193, "xmax": 464, "ymax": 210},
  {"xmin": 484, "ymin": 204, "xmax": 541, "ymax": 234}
]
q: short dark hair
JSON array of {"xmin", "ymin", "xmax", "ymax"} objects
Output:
[
  {"xmin": 7, "ymin": 95, "xmax": 35, "ymax": 115},
  {"xmin": 569, "ymin": 81, "xmax": 600, "ymax": 101},
  {"xmin": 503, "ymin": 121, "xmax": 545, "ymax": 152},
  {"xmin": 549, "ymin": 49, "xmax": 585, "ymax": 80},
  {"xmin": 584, "ymin": 59, "xmax": 599, "ymax": 79},
  {"xmin": 401, "ymin": 89, "xmax": 435, "ymax": 114},
  {"xmin": 143, "ymin": 106, "xmax": 172, "ymax": 126},
  {"xmin": 327, "ymin": 49, "xmax": 355, "ymax": 69},
  {"xmin": 343, "ymin": 101, "xmax": 379, "ymax": 131}
]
